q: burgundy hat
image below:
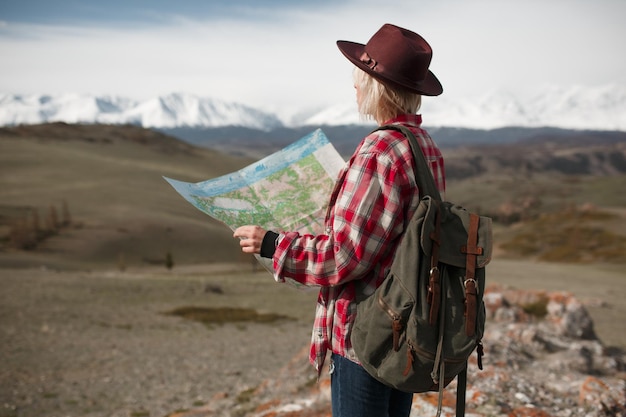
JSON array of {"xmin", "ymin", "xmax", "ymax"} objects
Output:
[{"xmin": 337, "ymin": 23, "xmax": 443, "ymax": 96}]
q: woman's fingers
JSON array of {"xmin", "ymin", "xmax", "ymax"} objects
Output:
[{"xmin": 233, "ymin": 225, "xmax": 266, "ymax": 254}]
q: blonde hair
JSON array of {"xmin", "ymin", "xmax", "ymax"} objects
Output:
[{"xmin": 353, "ymin": 67, "xmax": 422, "ymax": 125}]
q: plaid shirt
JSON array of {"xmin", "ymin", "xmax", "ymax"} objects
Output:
[{"xmin": 272, "ymin": 114, "xmax": 446, "ymax": 374}]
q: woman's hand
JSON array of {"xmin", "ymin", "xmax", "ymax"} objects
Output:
[{"xmin": 233, "ymin": 225, "xmax": 267, "ymax": 254}]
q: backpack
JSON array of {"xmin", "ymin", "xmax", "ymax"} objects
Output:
[{"xmin": 350, "ymin": 124, "xmax": 493, "ymax": 417}]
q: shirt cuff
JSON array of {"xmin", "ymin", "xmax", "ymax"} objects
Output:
[{"xmin": 260, "ymin": 231, "xmax": 279, "ymax": 259}]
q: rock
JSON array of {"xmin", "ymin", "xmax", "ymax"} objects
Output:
[
  {"xmin": 579, "ymin": 376, "xmax": 626, "ymax": 414},
  {"xmin": 546, "ymin": 292, "xmax": 596, "ymax": 339},
  {"xmin": 179, "ymin": 285, "xmax": 626, "ymax": 417}
]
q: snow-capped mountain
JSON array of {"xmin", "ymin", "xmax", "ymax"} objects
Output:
[
  {"xmin": 420, "ymin": 85, "xmax": 626, "ymax": 131},
  {"xmin": 1, "ymin": 86, "xmax": 625, "ymax": 131},
  {"xmin": 0, "ymin": 93, "xmax": 282, "ymax": 130}
]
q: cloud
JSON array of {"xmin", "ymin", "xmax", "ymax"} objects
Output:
[
  {"xmin": 0, "ymin": 6, "xmax": 357, "ymax": 110},
  {"xmin": 1, "ymin": 0, "xmax": 624, "ymax": 116}
]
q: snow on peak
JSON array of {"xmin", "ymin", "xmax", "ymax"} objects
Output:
[
  {"xmin": 0, "ymin": 85, "xmax": 625, "ymax": 131},
  {"xmin": 419, "ymin": 85, "xmax": 626, "ymax": 130},
  {"xmin": 0, "ymin": 92, "xmax": 282, "ymax": 130}
]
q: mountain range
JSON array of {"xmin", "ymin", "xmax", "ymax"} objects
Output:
[{"xmin": 1, "ymin": 84, "xmax": 625, "ymax": 131}]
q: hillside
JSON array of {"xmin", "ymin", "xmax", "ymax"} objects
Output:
[
  {"xmin": 442, "ymin": 131, "xmax": 626, "ymax": 180},
  {"xmin": 159, "ymin": 125, "xmax": 626, "ymax": 162},
  {"xmin": 0, "ymin": 123, "xmax": 253, "ymax": 270},
  {"xmin": 1, "ymin": 123, "xmax": 625, "ymax": 271}
]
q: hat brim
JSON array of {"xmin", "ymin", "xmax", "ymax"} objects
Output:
[{"xmin": 337, "ymin": 40, "xmax": 443, "ymax": 96}]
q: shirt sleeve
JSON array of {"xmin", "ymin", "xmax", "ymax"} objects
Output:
[{"xmin": 272, "ymin": 135, "xmax": 413, "ymax": 287}]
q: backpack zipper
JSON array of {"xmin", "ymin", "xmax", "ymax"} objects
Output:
[
  {"xmin": 377, "ymin": 294, "xmax": 400, "ymax": 320},
  {"xmin": 378, "ymin": 295, "xmax": 403, "ymax": 352},
  {"xmin": 406, "ymin": 339, "xmax": 469, "ymax": 365}
]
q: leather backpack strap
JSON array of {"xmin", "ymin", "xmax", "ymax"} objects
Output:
[{"xmin": 462, "ymin": 213, "xmax": 482, "ymax": 337}]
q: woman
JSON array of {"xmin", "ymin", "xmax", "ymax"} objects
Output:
[{"xmin": 233, "ymin": 23, "xmax": 446, "ymax": 417}]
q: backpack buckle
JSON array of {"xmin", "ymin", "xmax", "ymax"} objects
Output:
[{"xmin": 464, "ymin": 278, "xmax": 478, "ymax": 294}]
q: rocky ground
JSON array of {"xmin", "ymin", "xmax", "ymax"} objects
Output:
[
  {"xmin": 176, "ymin": 286, "xmax": 626, "ymax": 417},
  {"xmin": 1, "ymin": 265, "xmax": 625, "ymax": 417}
]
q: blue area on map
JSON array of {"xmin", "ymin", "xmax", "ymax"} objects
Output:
[{"xmin": 163, "ymin": 129, "xmax": 329, "ymax": 202}]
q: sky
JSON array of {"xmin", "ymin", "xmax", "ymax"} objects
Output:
[{"xmin": 1, "ymin": 0, "xmax": 625, "ymax": 117}]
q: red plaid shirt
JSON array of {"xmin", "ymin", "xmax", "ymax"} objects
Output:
[{"xmin": 272, "ymin": 114, "xmax": 446, "ymax": 374}]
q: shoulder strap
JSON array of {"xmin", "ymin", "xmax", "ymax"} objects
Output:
[
  {"xmin": 456, "ymin": 367, "xmax": 467, "ymax": 417},
  {"xmin": 375, "ymin": 125, "xmax": 467, "ymax": 417},
  {"xmin": 372, "ymin": 124, "xmax": 442, "ymax": 201}
]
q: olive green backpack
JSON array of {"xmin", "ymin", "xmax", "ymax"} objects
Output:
[{"xmin": 351, "ymin": 125, "xmax": 493, "ymax": 417}]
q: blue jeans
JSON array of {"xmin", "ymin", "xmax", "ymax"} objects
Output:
[{"xmin": 330, "ymin": 353, "xmax": 413, "ymax": 417}]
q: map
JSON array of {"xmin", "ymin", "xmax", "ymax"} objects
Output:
[{"xmin": 164, "ymin": 129, "xmax": 345, "ymax": 235}]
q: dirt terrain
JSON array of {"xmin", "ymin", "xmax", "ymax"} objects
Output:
[
  {"xmin": 0, "ymin": 264, "xmax": 317, "ymax": 417},
  {"xmin": 1, "ymin": 258, "xmax": 624, "ymax": 417}
]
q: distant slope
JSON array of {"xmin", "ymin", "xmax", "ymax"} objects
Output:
[
  {"xmin": 0, "ymin": 123, "xmax": 253, "ymax": 270},
  {"xmin": 160, "ymin": 125, "xmax": 626, "ymax": 178},
  {"xmin": 1, "ymin": 123, "xmax": 625, "ymax": 271},
  {"xmin": 157, "ymin": 125, "xmax": 377, "ymax": 159},
  {"xmin": 442, "ymin": 130, "xmax": 626, "ymax": 180}
]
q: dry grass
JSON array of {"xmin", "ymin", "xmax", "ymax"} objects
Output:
[
  {"xmin": 446, "ymin": 172, "xmax": 626, "ymax": 264},
  {"xmin": 500, "ymin": 206, "xmax": 626, "ymax": 263},
  {"xmin": 164, "ymin": 306, "xmax": 294, "ymax": 326},
  {"xmin": 0, "ymin": 123, "xmax": 253, "ymax": 270}
]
